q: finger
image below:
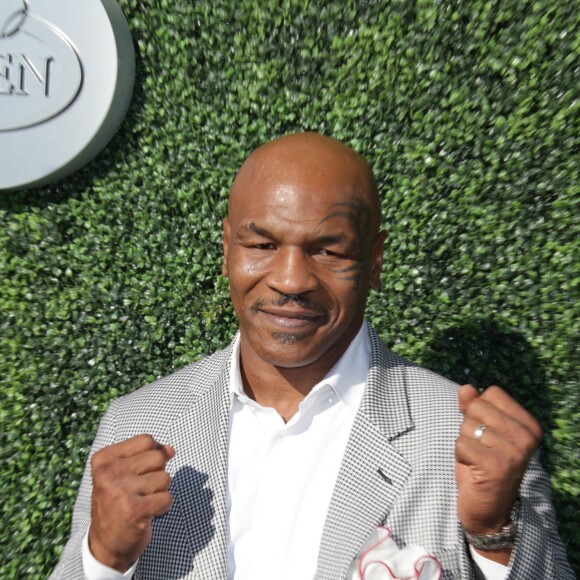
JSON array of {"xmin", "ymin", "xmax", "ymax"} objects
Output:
[
  {"xmin": 463, "ymin": 397, "xmax": 541, "ymax": 452},
  {"xmin": 140, "ymin": 491, "xmax": 173, "ymax": 519},
  {"xmin": 455, "ymin": 433, "xmax": 521, "ymax": 474},
  {"xmin": 132, "ymin": 471, "xmax": 172, "ymax": 495},
  {"xmin": 455, "ymin": 434, "xmax": 496, "ymax": 468},
  {"xmin": 455, "ymin": 434, "xmax": 527, "ymax": 489},
  {"xmin": 460, "ymin": 418, "xmax": 511, "ymax": 449},
  {"xmin": 92, "ymin": 435, "xmax": 159, "ymax": 467},
  {"xmin": 155, "ymin": 443, "xmax": 176, "ymax": 460},
  {"xmin": 459, "ymin": 385, "xmax": 543, "ymax": 443},
  {"xmin": 459, "ymin": 417, "xmax": 538, "ymax": 468},
  {"xmin": 92, "ymin": 450, "xmax": 175, "ymax": 486},
  {"xmin": 115, "ymin": 437, "xmax": 174, "ymax": 460},
  {"xmin": 479, "ymin": 386, "xmax": 543, "ymax": 440},
  {"xmin": 92, "ymin": 436, "xmax": 175, "ymax": 469},
  {"xmin": 127, "ymin": 448, "xmax": 175, "ymax": 476},
  {"xmin": 458, "ymin": 384, "xmax": 479, "ymax": 414}
]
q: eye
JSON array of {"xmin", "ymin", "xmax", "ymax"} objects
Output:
[
  {"xmin": 313, "ymin": 248, "xmax": 337, "ymax": 257},
  {"xmin": 254, "ymin": 242, "xmax": 276, "ymax": 250}
]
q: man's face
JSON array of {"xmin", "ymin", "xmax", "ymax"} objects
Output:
[{"xmin": 222, "ymin": 151, "xmax": 384, "ymax": 373}]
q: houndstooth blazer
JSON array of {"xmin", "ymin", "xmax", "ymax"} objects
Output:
[{"xmin": 51, "ymin": 325, "xmax": 573, "ymax": 579}]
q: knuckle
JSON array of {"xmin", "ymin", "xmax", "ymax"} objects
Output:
[
  {"xmin": 91, "ymin": 459, "xmax": 112, "ymax": 481},
  {"xmin": 160, "ymin": 471, "xmax": 171, "ymax": 488},
  {"xmin": 460, "ymin": 420, "xmax": 475, "ymax": 437},
  {"xmin": 150, "ymin": 471, "xmax": 171, "ymax": 492},
  {"xmin": 90, "ymin": 448, "xmax": 107, "ymax": 469},
  {"xmin": 153, "ymin": 448, "xmax": 168, "ymax": 464},
  {"xmin": 483, "ymin": 385, "xmax": 506, "ymax": 401},
  {"xmin": 135, "ymin": 518, "xmax": 152, "ymax": 532},
  {"xmin": 523, "ymin": 432, "xmax": 540, "ymax": 455},
  {"xmin": 144, "ymin": 450, "xmax": 166, "ymax": 471},
  {"xmin": 137, "ymin": 434, "xmax": 156, "ymax": 447},
  {"xmin": 466, "ymin": 397, "xmax": 486, "ymax": 416},
  {"xmin": 512, "ymin": 423, "xmax": 538, "ymax": 454},
  {"xmin": 93, "ymin": 472, "xmax": 123, "ymax": 497},
  {"xmin": 455, "ymin": 435, "xmax": 468, "ymax": 455},
  {"xmin": 529, "ymin": 419, "xmax": 543, "ymax": 442},
  {"xmin": 161, "ymin": 491, "xmax": 173, "ymax": 509},
  {"xmin": 509, "ymin": 421, "xmax": 528, "ymax": 440}
]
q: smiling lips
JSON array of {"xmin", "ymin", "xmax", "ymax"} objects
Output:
[{"xmin": 259, "ymin": 307, "xmax": 326, "ymax": 328}]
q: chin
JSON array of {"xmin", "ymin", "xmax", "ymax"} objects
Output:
[
  {"xmin": 257, "ymin": 339, "xmax": 331, "ymax": 369},
  {"xmin": 270, "ymin": 331, "xmax": 312, "ymax": 345}
]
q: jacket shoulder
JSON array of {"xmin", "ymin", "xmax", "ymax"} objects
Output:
[
  {"xmin": 368, "ymin": 326, "xmax": 461, "ymax": 417},
  {"xmin": 103, "ymin": 344, "xmax": 232, "ymax": 439}
]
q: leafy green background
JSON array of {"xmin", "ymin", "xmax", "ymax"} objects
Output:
[{"xmin": 1, "ymin": 0, "xmax": 577, "ymax": 576}]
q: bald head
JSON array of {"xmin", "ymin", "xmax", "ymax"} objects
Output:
[
  {"xmin": 222, "ymin": 132, "xmax": 385, "ymax": 376},
  {"xmin": 228, "ymin": 133, "xmax": 381, "ymax": 238}
]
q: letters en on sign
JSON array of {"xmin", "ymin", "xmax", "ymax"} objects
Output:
[{"xmin": 0, "ymin": 0, "xmax": 135, "ymax": 191}]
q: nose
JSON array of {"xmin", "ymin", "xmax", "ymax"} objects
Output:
[{"xmin": 266, "ymin": 247, "xmax": 319, "ymax": 296}]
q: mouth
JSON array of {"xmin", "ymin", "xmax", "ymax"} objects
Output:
[{"xmin": 258, "ymin": 307, "xmax": 326, "ymax": 329}]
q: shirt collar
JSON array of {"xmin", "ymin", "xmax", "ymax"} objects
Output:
[{"xmin": 229, "ymin": 321, "xmax": 370, "ymax": 414}]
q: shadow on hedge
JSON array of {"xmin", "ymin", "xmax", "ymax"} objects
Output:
[{"xmin": 420, "ymin": 318, "xmax": 553, "ymax": 451}]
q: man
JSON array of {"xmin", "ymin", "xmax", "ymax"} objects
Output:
[{"xmin": 51, "ymin": 133, "xmax": 573, "ymax": 579}]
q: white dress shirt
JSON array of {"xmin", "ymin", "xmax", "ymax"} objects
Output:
[
  {"xmin": 226, "ymin": 323, "xmax": 368, "ymax": 579},
  {"xmin": 82, "ymin": 322, "xmax": 508, "ymax": 579}
]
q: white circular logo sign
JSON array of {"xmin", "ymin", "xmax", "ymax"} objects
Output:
[{"xmin": 0, "ymin": 0, "xmax": 135, "ymax": 191}]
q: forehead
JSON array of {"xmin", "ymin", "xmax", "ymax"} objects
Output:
[
  {"xmin": 231, "ymin": 182, "xmax": 371, "ymax": 237},
  {"xmin": 228, "ymin": 135, "xmax": 380, "ymax": 240},
  {"xmin": 257, "ymin": 182, "xmax": 357, "ymax": 214}
]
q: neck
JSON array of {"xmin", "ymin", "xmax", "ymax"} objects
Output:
[{"xmin": 238, "ymin": 346, "xmax": 346, "ymax": 423}]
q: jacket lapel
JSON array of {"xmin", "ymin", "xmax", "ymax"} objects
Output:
[
  {"xmin": 317, "ymin": 327, "xmax": 415, "ymax": 580},
  {"xmin": 166, "ymin": 350, "xmax": 232, "ymax": 580}
]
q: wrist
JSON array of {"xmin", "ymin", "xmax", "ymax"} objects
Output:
[
  {"xmin": 462, "ymin": 498, "xmax": 520, "ymax": 552},
  {"xmin": 88, "ymin": 528, "xmax": 133, "ymax": 573}
]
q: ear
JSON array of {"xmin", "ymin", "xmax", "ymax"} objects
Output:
[
  {"xmin": 368, "ymin": 231, "xmax": 386, "ymax": 289},
  {"xmin": 222, "ymin": 218, "xmax": 231, "ymax": 277}
]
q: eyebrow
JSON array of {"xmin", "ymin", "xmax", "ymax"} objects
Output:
[
  {"xmin": 313, "ymin": 234, "xmax": 350, "ymax": 246},
  {"xmin": 237, "ymin": 222, "xmax": 276, "ymax": 239},
  {"xmin": 237, "ymin": 222, "xmax": 355, "ymax": 249}
]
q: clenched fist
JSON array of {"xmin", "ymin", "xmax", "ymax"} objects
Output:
[
  {"xmin": 88, "ymin": 434, "xmax": 175, "ymax": 572},
  {"xmin": 455, "ymin": 385, "xmax": 542, "ymax": 564}
]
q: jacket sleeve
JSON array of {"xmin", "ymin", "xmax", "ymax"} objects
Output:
[
  {"xmin": 504, "ymin": 451, "xmax": 574, "ymax": 578},
  {"xmin": 49, "ymin": 402, "xmax": 121, "ymax": 580}
]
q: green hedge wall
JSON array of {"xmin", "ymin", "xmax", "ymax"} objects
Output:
[{"xmin": 1, "ymin": 1, "xmax": 578, "ymax": 576}]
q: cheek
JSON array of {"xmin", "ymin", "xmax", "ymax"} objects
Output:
[
  {"xmin": 228, "ymin": 256, "xmax": 269, "ymax": 291},
  {"xmin": 330, "ymin": 279, "xmax": 368, "ymax": 313},
  {"xmin": 241, "ymin": 261, "xmax": 262, "ymax": 278}
]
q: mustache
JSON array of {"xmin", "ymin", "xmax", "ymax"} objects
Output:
[{"xmin": 250, "ymin": 294, "xmax": 328, "ymax": 317}]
